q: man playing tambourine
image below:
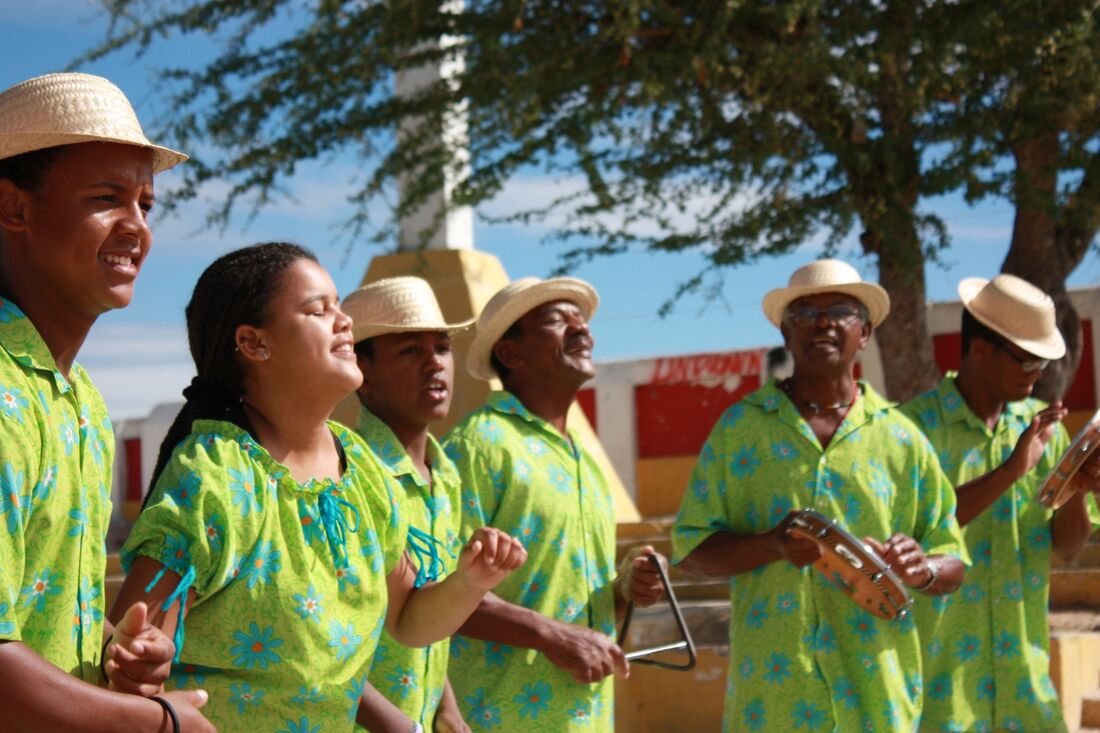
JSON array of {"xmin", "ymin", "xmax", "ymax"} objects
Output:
[
  {"xmin": 673, "ymin": 259, "xmax": 969, "ymax": 733},
  {"xmin": 902, "ymin": 274, "xmax": 1100, "ymax": 733}
]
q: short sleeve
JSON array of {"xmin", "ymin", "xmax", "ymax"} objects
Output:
[
  {"xmin": 0, "ymin": 412, "xmax": 34, "ymax": 642},
  {"xmin": 909, "ymin": 427, "xmax": 971, "ymax": 565},
  {"xmin": 122, "ymin": 433, "xmax": 241, "ymax": 599},
  {"xmin": 443, "ymin": 430, "xmax": 498, "ymax": 544},
  {"xmin": 671, "ymin": 418, "xmax": 734, "ymax": 564}
]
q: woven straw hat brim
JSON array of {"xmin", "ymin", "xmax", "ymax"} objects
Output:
[
  {"xmin": 958, "ymin": 276, "xmax": 1066, "ymax": 360},
  {"xmin": 352, "ymin": 320, "xmax": 473, "ymax": 344},
  {"xmin": 0, "ymin": 73, "xmax": 187, "ymax": 174},
  {"xmin": 0, "ymin": 132, "xmax": 187, "ymax": 174},
  {"xmin": 762, "ymin": 281, "xmax": 890, "ymax": 327},
  {"xmin": 466, "ymin": 277, "xmax": 599, "ymax": 381},
  {"xmin": 343, "ymin": 276, "xmax": 473, "ymax": 345}
]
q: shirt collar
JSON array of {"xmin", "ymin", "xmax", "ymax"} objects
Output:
[
  {"xmin": 484, "ymin": 389, "xmax": 578, "ymax": 448},
  {"xmin": 746, "ymin": 378, "xmax": 895, "ymax": 447},
  {"xmin": 0, "ymin": 297, "xmax": 77, "ymax": 394},
  {"xmin": 356, "ymin": 406, "xmax": 457, "ymax": 489},
  {"xmin": 936, "ymin": 371, "xmax": 1031, "ymax": 432}
]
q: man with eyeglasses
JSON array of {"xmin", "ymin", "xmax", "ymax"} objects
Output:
[
  {"xmin": 901, "ymin": 274, "xmax": 1100, "ymax": 733},
  {"xmin": 673, "ymin": 259, "xmax": 968, "ymax": 733}
]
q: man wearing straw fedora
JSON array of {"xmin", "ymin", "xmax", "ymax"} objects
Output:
[
  {"xmin": 443, "ymin": 277, "xmax": 665, "ymax": 731},
  {"xmin": 0, "ymin": 73, "xmax": 213, "ymax": 730},
  {"xmin": 344, "ymin": 276, "xmax": 474, "ymax": 733},
  {"xmin": 902, "ymin": 274, "xmax": 1100, "ymax": 733},
  {"xmin": 673, "ymin": 259, "xmax": 969, "ymax": 733}
]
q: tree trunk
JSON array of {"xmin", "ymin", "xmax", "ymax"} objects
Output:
[
  {"xmin": 1002, "ymin": 135, "xmax": 1086, "ymax": 402},
  {"xmin": 863, "ymin": 229, "xmax": 941, "ymax": 402}
]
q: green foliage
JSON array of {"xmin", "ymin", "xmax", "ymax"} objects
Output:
[{"xmin": 84, "ymin": 1, "xmax": 1100, "ymax": 305}]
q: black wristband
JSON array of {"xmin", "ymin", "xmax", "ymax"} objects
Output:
[
  {"xmin": 151, "ymin": 695, "xmax": 180, "ymax": 733},
  {"xmin": 99, "ymin": 634, "xmax": 113, "ymax": 684}
]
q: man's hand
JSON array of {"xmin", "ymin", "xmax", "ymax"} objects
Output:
[
  {"xmin": 615, "ymin": 545, "xmax": 666, "ymax": 608},
  {"xmin": 1003, "ymin": 402, "xmax": 1066, "ymax": 481},
  {"xmin": 865, "ymin": 534, "xmax": 931, "ymax": 589},
  {"xmin": 775, "ymin": 512, "xmax": 823, "ymax": 568},
  {"xmin": 456, "ymin": 527, "xmax": 527, "ymax": 592},
  {"xmin": 105, "ymin": 602, "xmax": 175, "ymax": 697},
  {"xmin": 540, "ymin": 620, "xmax": 629, "ymax": 684},
  {"xmin": 158, "ymin": 689, "xmax": 215, "ymax": 733}
]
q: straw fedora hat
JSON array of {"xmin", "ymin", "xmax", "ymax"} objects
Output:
[
  {"xmin": 466, "ymin": 277, "xmax": 599, "ymax": 381},
  {"xmin": 958, "ymin": 274, "xmax": 1065, "ymax": 360},
  {"xmin": 762, "ymin": 259, "xmax": 890, "ymax": 327},
  {"xmin": 343, "ymin": 276, "xmax": 473, "ymax": 344},
  {"xmin": 0, "ymin": 72, "xmax": 187, "ymax": 173}
]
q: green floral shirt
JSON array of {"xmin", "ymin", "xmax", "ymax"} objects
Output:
[
  {"xmin": 444, "ymin": 391, "xmax": 617, "ymax": 731},
  {"xmin": 672, "ymin": 380, "xmax": 969, "ymax": 733},
  {"xmin": 902, "ymin": 375, "xmax": 1099, "ymax": 733},
  {"xmin": 357, "ymin": 407, "xmax": 463, "ymax": 726},
  {"xmin": 0, "ymin": 299, "xmax": 113, "ymax": 683},
  {"xmin": 123, "ymin": 419, "xmax": 407, "ymax": 733}
]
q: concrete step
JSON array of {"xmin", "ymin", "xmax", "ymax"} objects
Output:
[
  {"xmin": 1082, "ymin": 689, "xmax": 1100, "ymax": 728},
  {"xmin": 1051, "ymin": 568, "xmax": 1100, "ymax": 607}
]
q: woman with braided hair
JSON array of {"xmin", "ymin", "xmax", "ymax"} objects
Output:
[{"xmin": 109, "ymin": 242, "xmax": 526, "ymax": 733}]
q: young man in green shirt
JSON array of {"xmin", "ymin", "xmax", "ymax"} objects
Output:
[
  {"xmin": 344, "ymin": 276, "xmax": 474, "ymax": 732},
  {"xmin": 444, "ymin": 276, "xmax": 665, "ymax": 732},
  {"xmin": 0, "ymin": 72, "xmax": 212, "ymax": 731},
  {"xmin": 902, "ymin": 274, "xmax": 1100, "ymax": 733}
]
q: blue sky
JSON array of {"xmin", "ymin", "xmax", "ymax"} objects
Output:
[{"xmin": 6, "ymin": 0, "xmax": 1100, "ymax": 418}]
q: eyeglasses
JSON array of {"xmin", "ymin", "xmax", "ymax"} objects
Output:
[
  {"xmin": 784, "ymin": 303, "xmax": 864, "ymax": 327},
  {"xmin": 994, "ymin": 339, "xmax": 1049, "ymax": 372}
]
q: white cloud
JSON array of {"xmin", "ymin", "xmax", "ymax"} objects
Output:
[
  {"xmin": 78, "ymin": 322, "xmax": 192, "ymax": 420},
  {"xmin": 82, "ymin": 323, "xmax": 189, "ymax": 364},
  {"xmin": 80, "ymin": 362, "xmax": 194, "ymax": 421}
]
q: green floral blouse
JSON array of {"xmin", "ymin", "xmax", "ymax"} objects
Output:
[
  {"xmin": 672, "ymin": 380, "xmax": 969, "ymax": 733},
  {"xmin": 444, "ymin": 391, "xmax": 617, "ymax": 731},
  {"xmin": 0, "ymin": 298, "xmax": 113, "ymax": 683},
  {"xmin": 357, "ymin": 407, "xmax": 463, "ymax": 726},
  {"xmin": 123, "ymin": 419, "xmax": 407, "ymax": 732},
  {"xmin": 903, "ymin": 375, "xmax": 1099, "ymax": 733}
]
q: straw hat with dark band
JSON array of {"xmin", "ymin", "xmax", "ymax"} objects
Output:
[
  {"xmin": 958, "ymin": 274, "xmax": 1065, "ymax": 360},
  {"xmin": 343, "ymin": 276, "xmax": 473, "ymax": 344},
  {"xmin": 762, "ymin": 258, "xmax": 891, "ymax": 328},
  {"xmin": 0, "ymin": 72, "xmax": 187, "ymax": 173},
  {"xmin": 466, "ymin": 277, "xmax": 599, "ymax": 381}
]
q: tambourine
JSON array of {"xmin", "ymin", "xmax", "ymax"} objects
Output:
[
  {"xmin": 618, "ymin": 555, "xmax": 697, "ymax": 671},
  {"xmin": 786, "ymin": 509, "xmax": 912, "ymax": 621},
  {"xmin": 1038, "ymin": 408, "xmax": 1100, "ymax": 509}
]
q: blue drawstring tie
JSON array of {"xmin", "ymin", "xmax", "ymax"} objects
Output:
[
  {"xmin": 318, "ymin": 490, "xmax": 360, "ymax": 569},
  {"xmin": 407, "ymin": 526, "xmax": 454, "ymax": 588},
  {"xmin": 145, "ymin": 564, "xmax": 195, "ymax": 664}
]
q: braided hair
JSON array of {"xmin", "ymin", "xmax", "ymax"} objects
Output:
[{"xmin": 147, "ymin": 242, "xmax": 318, "ymax": 495}]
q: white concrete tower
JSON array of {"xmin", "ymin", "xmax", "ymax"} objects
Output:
[{"xmin": 394, "ymin": 0, "xmax": 473, "ymax": 251}]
